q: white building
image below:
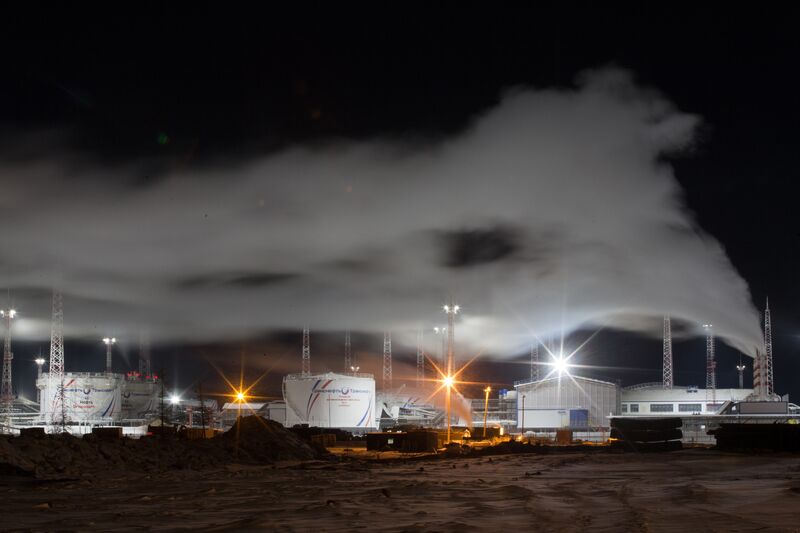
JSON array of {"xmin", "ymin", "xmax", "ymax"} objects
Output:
[
  {"xmin": 515, "ymin": 375, "xmax": 619, "ymax": 430},
  {"xmin": 620, "ymin": 383, "xmax": 754, "ymax": 416}
]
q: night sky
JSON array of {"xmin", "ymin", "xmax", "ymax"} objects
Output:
[{"xmin": 2, "ymin": 5, "xmax": 799, "ymax": 402}]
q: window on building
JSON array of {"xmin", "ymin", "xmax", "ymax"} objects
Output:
[
  {"xmin": 650, "ymin": 403, "xmax": 674, "ymax": 412},
  {"xmin": 621, "ymin": 404, "xmax": 628, "ymax": 413},
  {"xmin": 678, "ymin": 403, "xmax": 702, "ymax": 412},
  {"xmin": 629, "ymin": 404, "xmax": 639, "ymax": 413}
]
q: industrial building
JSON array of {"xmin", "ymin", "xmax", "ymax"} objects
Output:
[
  {"xmin": 515, "ymin": 375, "xmax": 619, "ymax": 432},
  {"xmin": 619, "ymin": 383, "xmax": 752, "ymax": 416},
  {"xmin": 1, "ymin": 290, "xmax": 160, "ymax": 435}
]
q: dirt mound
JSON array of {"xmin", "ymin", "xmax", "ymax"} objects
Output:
[
  {"xmin": 0, "ymin": 416, "xmax": 328, "ymax": 479},
  {"xmin": 217, "ymin": 416, "xmax": 324, "ymax": 462}
]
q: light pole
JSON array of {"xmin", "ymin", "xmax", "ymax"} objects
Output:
[
  {"xmin": 483, "ymin": 386, "xmax": 491, "ymax": 439},
  {"xmin": 443, "ymin": 303, "xmax": 460, "ymax": 444},
  {"xmin": 102, "ymin": 337, "xmax": 116, "ymax": 373},
  {"xmin": 521, "ymin": 394, "xmax": 526, "ymax": 436},
  {"xmin": 34, "ymin": 357, "xmax": 45, "ymax": 404},
  {"xmin": 736, "ymin": 356, "xmax": 747, "ymax": 389},
  {"xmin": 433, "ymin": 326, "xmax": 447, "ymax": 372}
]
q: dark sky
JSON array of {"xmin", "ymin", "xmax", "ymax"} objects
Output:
[{"xmin": 2, "ymin": 5, "xmax": 799, "ymax": 401}]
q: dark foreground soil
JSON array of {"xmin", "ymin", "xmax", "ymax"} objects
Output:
[
  {"xmin": 2, "ymin": 449, "xmax": 800, "ymax": 531},
  {"xmin": 0, "ymin": 416, "xmax": 325, "ymax": 479}
]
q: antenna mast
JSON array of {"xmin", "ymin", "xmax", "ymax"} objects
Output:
[
  {"xmin": 703, "ymin": 324, "xmax": 716, "ymax": 409},
  {"xmin": 383, "ymin": 331, "xmax": 392, "ymax": 389},
  {"xmin": 764, "ymin": 297, "xmax": 774, "ymax": 397},
  {"xmin": 301, "ymin": 326, "xmax": 310, "ymax": 376},
  {"xmin": 48, "ymin": 288, "xmax": 67, "ymax": 428},
  {"xmin": 1, "ymin": 306, "xmax": 16, "ymax": 426},
  {"xmin": 49, "ymin": 289, "xmax": 64, "ymax": 377},
  {"xmin": 139, "ymin": 331, "xmax": 151, "ymax": 377},
  {"xmin": 344, "ymin": 329, "xmax": 352, "ymax": 373},
  {"xmin": 530, "ymin": 343, "xmax": 539, "ymax": 382},
  {"xmin": 662, "ymin": 316, "xmax": 673, "ymax": 389}
]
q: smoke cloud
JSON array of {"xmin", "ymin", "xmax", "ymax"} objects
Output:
[{"xmin": 0, "ymin": 68, "xmax": 763, "ymax": 359}]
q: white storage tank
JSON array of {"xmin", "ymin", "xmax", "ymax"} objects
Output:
[
  {"xmin": 120, "ymin": 375, "xmax": 159, "ymax": 420},
  {"xmin": 283, "ymin": 372, "xmax": 376, "ymax": 430},
  {"xmin": 37, "ymin": 372, "xmax": 123, "ymax": 424}
]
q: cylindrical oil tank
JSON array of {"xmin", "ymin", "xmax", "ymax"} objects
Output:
[
  {"xmin": 37, "ymin": 372, "xmax": 123, "ymax": 423},
  {"xmin": 283, "ymin": 372, "xmax": 376, "ymax": 429},
  {"xmin": 120, "ymin": 377, "xmax": 159, "ymax": 419}
]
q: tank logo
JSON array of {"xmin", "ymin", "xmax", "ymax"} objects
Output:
[
  {"xmin": 341, "ymin": 388, "xmax": 350, "ymax": 395},
  {"xmin": 83, "ymin": 387, "xmax": 91, "ymax": 395}
]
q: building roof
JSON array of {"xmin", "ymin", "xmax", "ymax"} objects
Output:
[
  {"xmin": 621, "ymin": 386, "xmax": 753, "ymax": 402},
  {"xmin": 515, "ymin": 374, "xmax": 618, "ymax": 389},
  {"xmin": 283, "ymin": 371, "xmax": 374, "ymax": 380}
]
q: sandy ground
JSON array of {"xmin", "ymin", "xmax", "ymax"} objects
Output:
[{"xmin": 3, "ymin": 449, "xmax": 800, "ymax": 532}]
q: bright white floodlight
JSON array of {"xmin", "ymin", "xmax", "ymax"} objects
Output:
[
  {"xmin": 553, "ymin": 356, "xmax": 570, "ymax": 375},
  {"xmin": 169, "ymin": 394, "xmax": 181, "ymax": 405}
]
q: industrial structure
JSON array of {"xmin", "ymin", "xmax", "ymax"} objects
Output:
[
  {"xmin": 283, "ymin": 372, "xmax": 377, "ymax": 430},
  {"xmin": 1, "ymin": 307, "xmax": 16, "ymax": 426},
  {"xmin": 662, "ymin": 316, "xmax": 673, "ymax": 389},
  {"xmin": 1, "ymin": 289, "xmax": 795, "ymax": 447},
  {"xmin": 515, "ymin": 375, "xmax": 619, "ymax": 434},
  {"xmin": 301, "ymin": 326, "xmax": 310, "ymax": 376},
  {"xmin": 0, "ymin": 289, "xmax": 161, "ymax": 435},
  {"xmin": 344, "ymin": 329, "xmax": 352, "ymax": 373},
  {"xmin": 382, "ymin": 331, "xmax": 392, "ymax": 389},
  {"xmin": 530, "ymin": 344, "xmax": 539, "ymax": 382}
]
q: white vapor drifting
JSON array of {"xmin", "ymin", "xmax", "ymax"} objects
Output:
[{"xmin": 0, "ymin": 68, "xmax": 763, "ymax": 358}]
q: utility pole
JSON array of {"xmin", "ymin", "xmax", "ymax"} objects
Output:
[
  {"xmin": 197, "ymin": 382, "xmax": 207, "ymax": 434},
  {"xmin": 158, "ymin": 368, "xmax": 168, "ymax": 437},
  {"xmin": 483, "ymin": 386, "xmax": 491, "ymax": 438},
  {"xmin": 416, "ymin": 328, "xmax": 424, "ymax": 386}
]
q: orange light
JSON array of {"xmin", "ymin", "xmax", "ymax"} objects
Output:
[{"xmin": 236, "ymin": 391, "xmax": 245, "ymax": 402}]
